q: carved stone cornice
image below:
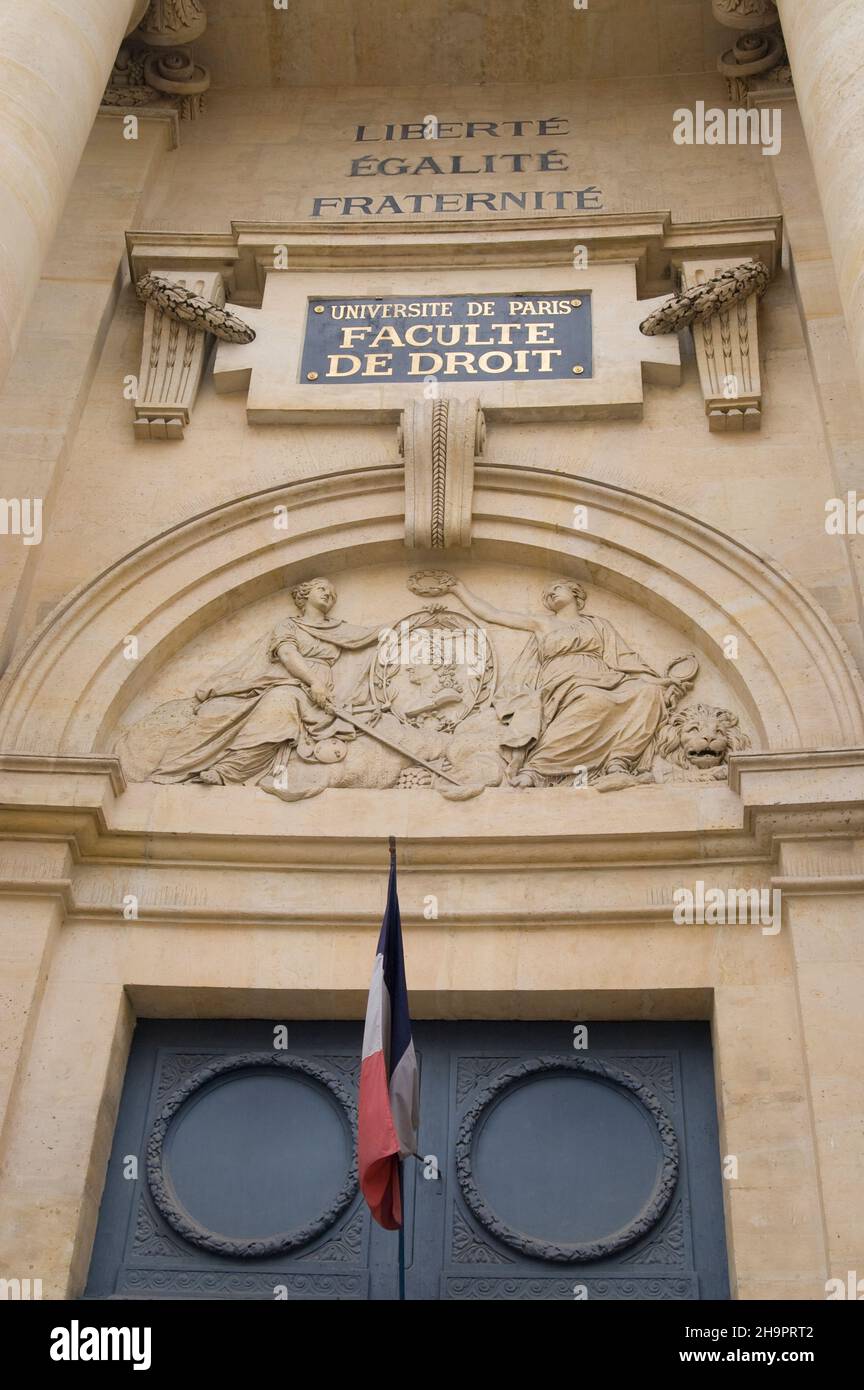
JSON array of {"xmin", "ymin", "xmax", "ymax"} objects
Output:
[
  {"xmin": 125, "ymin": 215, "xmax": 780, "ymax": 432},
  {"xmin": 3, "ymin": 753, "xmax": 864, "ymax": 890},
  {"xmin": 0, "ymin": 753, "xmax": 127, "ymax": 795},
  {"xmin": 126, "ymin": 214, "xmax": 783, "ymax": 306},
  {"xmin": 728, "ymin": 747, "xmax": 864, "ymax": 794}
]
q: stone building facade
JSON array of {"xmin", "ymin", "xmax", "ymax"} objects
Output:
[{"xmin": 0, "ymin": 0, "xmax": 862, "ymax": 1301}]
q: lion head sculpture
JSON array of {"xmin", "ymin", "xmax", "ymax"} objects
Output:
[{"xmin": 653, "ymin": 703, "xmax": 750, "ymax": 781}]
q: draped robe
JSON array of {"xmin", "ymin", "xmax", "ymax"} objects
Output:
[
  {"xmin": 493, "ymin": 614, "xmax": 666, "ymax": 778},
  {"xmin": 152, "ymin": 614, "xmax": 380, "ymax": 785}
]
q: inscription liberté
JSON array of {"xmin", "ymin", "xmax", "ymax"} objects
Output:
[{"xmin": 310, "ymin": 117, "xmax": 602, "ymax": 217}]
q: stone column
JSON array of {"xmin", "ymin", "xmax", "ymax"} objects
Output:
[
  {"xmin": 777, "ymin": 837, "xmax": 864, "ymax": 1290},
  {"xmin": 0, "ymin": 0, "xmax": 144, "ymax": 389},
  {"xmin": 776, "ymin": 0, "xmax": 864, "ymax": 406}
]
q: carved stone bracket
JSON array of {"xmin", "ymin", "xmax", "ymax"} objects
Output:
[
  {"xmin": 680, "ymin": 258, "xmax": 766, "ymax": 432},
  {"xmin": 132, "ymin": 268, "xmax": 225, "ymax": 439},
  {"xmin": 399, "ymin": 397, "xmax": 485, "ymax": 549},
  {"xmin": 103, "ymin": 1, "xmax": 210, "ymax": 122},
  {"xmin": 641, "ymin": 259, "xmax": 770, "ymax": 432}
]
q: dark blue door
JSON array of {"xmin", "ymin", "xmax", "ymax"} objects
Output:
[{"xmin": 86, "ymin": 1020, "xmax": 728, "ymax": 1300}]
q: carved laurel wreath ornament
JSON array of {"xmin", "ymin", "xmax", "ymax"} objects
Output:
[
  {"xmin": 135, "ymin": 273, "xmax": 256, "ymax": 343},
  {"xmin": 146, "ymin": 1054, "xmax": 358, "ymax": 1257},
  {"xmin": 407, "ymin": 570, "xmax": 458, "ymax": 598},
  {"xmin": 455, "ymin": 1057, "xmax": 680, "ymax": 1262},
  {"xmin": 639, "ymin": 261, "xmax": 770, "ymax": 336}
]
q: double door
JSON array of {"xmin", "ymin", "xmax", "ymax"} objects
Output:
[{"xmin": 86, "ymin": 1019, "xmax": 728, "ymax": 1300}]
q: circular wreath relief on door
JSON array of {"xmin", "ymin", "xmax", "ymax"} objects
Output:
[
  {"xmin": 146, "ymin": 1054, "xmax": 358, "ymax": 1258},
  {"xmin": 455, "ymin": 1057, "xmax": 679, "ymax": 1262}
]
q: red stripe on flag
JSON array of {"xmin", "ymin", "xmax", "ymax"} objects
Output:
[{"xmin": 357, "ymin": 1050, "xmax": 403, "ymax": 1229}]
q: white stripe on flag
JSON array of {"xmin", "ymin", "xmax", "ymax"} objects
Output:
[
  {"xmin": 361, "ymin": 952, "xmax": 390, "ymax": 1070},
  {"xmin": 389, "ymin": 1038, "xmax": 419, "ymax": 1157}
]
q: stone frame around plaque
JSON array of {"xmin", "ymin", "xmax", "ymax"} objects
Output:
[{"xmin": 125, "ymin": 213, "xmax": 782, "ymax": 426}]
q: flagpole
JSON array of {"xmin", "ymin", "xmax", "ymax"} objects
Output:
[
  {"xmin": 389, "ymin": 835, "xmax": 407, "ymax": 1302},
  {"xmin": 398, "ymin": 1160, "xmax": 406, "ymax": 1301}
]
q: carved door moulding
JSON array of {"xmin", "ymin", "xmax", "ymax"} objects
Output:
[
  {"xmin": 87, "ymin": 1021, "xmax": 724, "ymax": 1301},
  {"xmin": 455, "ymin": 1056, "xmax": 679, "ymax": 1263},
  {"xmin": 146, "ymin": 1053, "xmax": 358, "ymax": 1258}
]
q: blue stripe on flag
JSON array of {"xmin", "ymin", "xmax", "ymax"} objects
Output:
[{"xmin": 377, "ymin": 857, "xmax": 412, "ymax": 1081}]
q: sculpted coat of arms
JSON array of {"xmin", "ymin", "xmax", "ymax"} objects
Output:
[{"xmin": 117, "ymin": 572, "xmax": 749, "ymax": 799}]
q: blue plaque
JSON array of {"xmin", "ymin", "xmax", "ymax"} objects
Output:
[{"xmin": 300, "ymin": 291, "xmax": 592, "ymax": 384}]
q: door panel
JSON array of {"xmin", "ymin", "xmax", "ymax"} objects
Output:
[{"xmin": 86, "ymin": 1020, "xmax": 728, "ymax": 1300}]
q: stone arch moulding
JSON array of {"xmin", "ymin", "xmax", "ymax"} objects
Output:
[{"xmin": 0, "ymin": 463, "xmax": 862, "ymax": 757}]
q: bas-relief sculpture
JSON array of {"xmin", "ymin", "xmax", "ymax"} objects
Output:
[{"xmin": 116, "ymin": 573, "xmax": 750, "ymax": 800}]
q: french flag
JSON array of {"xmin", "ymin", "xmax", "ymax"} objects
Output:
[{"xmin": 358, "ymin": 845, "xmax": 419, "ymax": 1229}]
